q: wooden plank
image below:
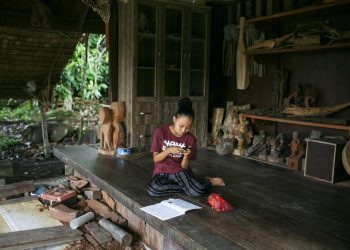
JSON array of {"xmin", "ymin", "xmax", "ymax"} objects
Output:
[
  {"xmin": 0, "ymin": 196, "xmax": 36, "ymax": 206},
  {"xmin": 246, "ymin": 0, "xmax": 350, "ymax": 23},
  {"xmin": 54, "ymin": 145, "xmax": 350, "ymax": 249},
  {"xmin": 0, "ymin": 180, "xmax": 34, "ymax": 198},
  {"xmin": 84, "ymin": 221, "xmax": 112, "ymax": 245},
  {"xmin": 0, "ymin": 226, "xmax": 82, "ymax": 249},
  {"xmin": 245, "ymin": 42, "xmax": 350, "ymax": 55},
  {"xmin": 241, "ymin": 113, "xmax": 350, "ymax": 131}
]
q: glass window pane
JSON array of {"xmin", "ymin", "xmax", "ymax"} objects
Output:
[
  {"xmin": 138, "ymin": 5, "xmax": 156, "ymax": 34},
  {"xmin": 165, "ymin": 8, "xmax": 182, "ymax": 97},
  {"xmin": 191, "ymin": 12, "xmax": 205, "ymax": 39},
  {"xmin": 137, "ymin": 4, "xmax": 156, "ymax": 97},
  {"xmin": 190, "ymin": 12, "xmax": 206, "ymax": 97}
]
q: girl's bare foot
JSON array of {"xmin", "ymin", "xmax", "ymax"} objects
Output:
[{"xmin": 207, "ymin": 177, "xmax": 225, "ymax": 186}]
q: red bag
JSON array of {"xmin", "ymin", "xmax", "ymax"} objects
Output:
[{"xmin": 207, "ymin": 193, "xmax": 235, "ymax": 212}]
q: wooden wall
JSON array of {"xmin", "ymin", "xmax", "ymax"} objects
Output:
[{"xmin": 208, "ymin": 4, "xmax": 350, "ymax": 138}]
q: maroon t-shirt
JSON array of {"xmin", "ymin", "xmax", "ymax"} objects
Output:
[{"xmin": 150, "ymin": 125, "xmax": 197, "ymax": 175}]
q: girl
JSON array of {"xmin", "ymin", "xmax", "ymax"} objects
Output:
[{"xmin": 147, "ymin": 97, "xmax": 225, "ymax": 197}]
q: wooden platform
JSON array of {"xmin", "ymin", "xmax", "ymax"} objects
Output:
[{"xmin": 53, "ymin": 145, "xmax": 350, "ymax": 250}]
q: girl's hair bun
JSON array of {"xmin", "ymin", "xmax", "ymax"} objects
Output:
[
  {"xmin": 175, "ymin": 97, "xmax": 195, "ymax": 120},
  {"xmin": 178, "ymin": 97, "xmax": 192, "ymax": 110}
]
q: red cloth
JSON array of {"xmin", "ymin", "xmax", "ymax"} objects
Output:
[
  {"xmin": 150, "ymin": 125, "xmax": 197, "ymax": 175},
  {"xmin": 207, "ymin": 193, "xmax": 235, "ymax": 212}
]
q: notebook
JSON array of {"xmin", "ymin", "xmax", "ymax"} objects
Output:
[{"xmin": 140, "ymin": 198, "xmax": 202, "ymax": 220}]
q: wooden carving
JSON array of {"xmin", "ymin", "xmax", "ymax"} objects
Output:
[
  {"xmin": 282, "ymin": 102, "xmax": 350, "ymax": 116},
  {"xmin": 111, "ymin": 102, "xmax": 126, "ymax": 149},
  {"xmin": 98, "ymin": 102, "xmax": 126, "ymax": 155},
  {"xmin": 233, "ymin": 115, "xmax": 253, "ymax": 156},
  {"xmin": 210, "ymin": 107, "xmax": 225, "ymax": 145},
  {"xmin": 236, "ymin": 17, "xmax": 249, "ymax": 90},
  {"xmin": 99, "ymin": 107, "xmax": 114, "ymax": 152},
  {"xmin": 287, "ymin": 132, "xmax": 306, "ymax": 171},
  {"xmin": 221, "ymin": 106, "xmax": 240, "ymax": 140}
]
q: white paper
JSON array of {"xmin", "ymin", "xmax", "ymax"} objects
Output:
[{"xmin": 140, "ymin": 198, "xmax": 201, "ymax": 220}]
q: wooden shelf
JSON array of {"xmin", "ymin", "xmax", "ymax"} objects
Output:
[
  {"xmin": 166, "ymin": 35, "xmax": 182, "ymax": 41},
  {"xmin": 138, "ymin": 33, "xmax": 156, "ymax": 39},
  {"xmin": 245, "ymin": 42, "xmax": 350, "ymax": 55},
  {"xmin": 165, "ymin": 68, "xmax": 181, "ymax": 71},
  {"xmin": 137, "ymin": 66, "xmax": 155, "ymax": 70},
  {"xmin": 246, "ymin": 0, "xmax": 350, "ymax": 24},
  {"xmin": 191, "ymin": 38, "xmax": 205, "ymax": 42},
  {"xmin": 241, "ymin": 114, "xmax": 350, "ymax": 131}
]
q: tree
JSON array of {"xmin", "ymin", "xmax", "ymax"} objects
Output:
[{"xmin": 55, "ymin": 34, "xmax": 109, "ymax": 102}]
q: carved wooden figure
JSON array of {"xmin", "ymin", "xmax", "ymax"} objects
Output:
[
  {"xmin": 221, "ymin": 106, "xmax": 240, "ymax": 140},
  {"xmin": 210, "ymin": 107, "xmax": 225, "ymax": 145},
  {"xmin": 99, "ymin": 107, "xmax": 114, "ymax": 152},
  {"xmin": 110, "ymin": 102, "xmax": 126, "ymax": 149},
  {"xmin": 287, "ymin": 131, "xmax": 306, "ymax": 171},
  {"xmin": 233, "ymin": 115, "xmax": 253, "ymax": 156}
]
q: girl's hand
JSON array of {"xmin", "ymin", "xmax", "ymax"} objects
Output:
[
  {"xmin": 182, "ymin": 148, "xmax": 191, "ymax": 157},
  {"xmin": 166, "ymin": 147, "xmax": 185, "ymax": 155}
]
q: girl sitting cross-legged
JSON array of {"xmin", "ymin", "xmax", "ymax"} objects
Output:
[{"xmin": 147, "ymin": 97, "xmax": 225, "ymax": 197}]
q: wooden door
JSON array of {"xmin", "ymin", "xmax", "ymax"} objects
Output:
[
  {"xmin": 133, "ymin": 3, "xmax": 160, "ymax": 151},
  {"xmin": 134, "ymin": 101, "xmax": 159, "ymax": 152}
]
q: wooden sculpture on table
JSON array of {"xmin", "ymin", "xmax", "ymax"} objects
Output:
[
  {"xmin": 99, "ymin": 107, "xmax": 114, "ymax": 152},
  {"xmin": 111, "ymin": 102, "xmax": 126, "ymax": 149},
  {"xmin": 98, "ymin": 102, "xmax": 126, "ymax": 155}
]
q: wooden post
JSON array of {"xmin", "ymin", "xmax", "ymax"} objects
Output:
[
  {"xmin": 39, "ymin": 103, "xmax": 50, "ymax": 159},
  {"xmin": 108, "ymin": 0, "xmax": 118, "ymax": 102}
]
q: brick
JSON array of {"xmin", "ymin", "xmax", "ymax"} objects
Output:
[
  {"xmin": 101, "ymin": 190, "xmax": 116, "ymax": 210},
  {"xmin": 71, "ymin": 180, "xmax": 89, "ymax": 189},
  {"xmin": 87, "ymin": 199, "xmax": 111, "ymax": 218},
  {"xmin": 84, "ymin": 221, "xmax": 112, "ymax": 245},
  {"xmin": 73, "ymin": 170, "xmax": 87, "ymax": 180},
  {"xmin": 68, "ymin": 175, "xmax": 79, "ymax": 181},
  {"xmin": 49, "ymin": 204, "xmax": 79, "ymax": 222},
  {"xmin": 41, "ymin": 188, "xmax": 76, "ymax": 203},
  {"xmin": 84, "ymin": 189, "xmax": 102, "ymax": 200},
  {"xmin": 109, "ymin": 211, "xmax": 128, "ymax": 227}
]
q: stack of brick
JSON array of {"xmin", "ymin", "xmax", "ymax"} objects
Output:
[{"xmin": 50, "ymin": 173, "xmax": 132, "ymax": 249}]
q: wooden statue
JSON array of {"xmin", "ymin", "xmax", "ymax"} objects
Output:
[
  {"xmin": 233, "ymin": 114, "xmax": 253, "ymax": 156},
  {"xmin": 210, "ymin": 107, "xmax": 225, "ymax": 145},
  {"xmin": 99, "ymin": 107, "xmax": 114, "ymax": 152},
  {"xmin": 98, "ymin": 102, "xmax": 126, "ymax": 155},
  {"xmin": 221, "ymin": 106, "xmax": 240, "ymax": 140},
  {"xmin": 111, "ymin": 102, "xmax": 126, "ymax": 149},
  {"xmin": 287, "ymin": 131, "xmax": 306, "ymax": 171}
]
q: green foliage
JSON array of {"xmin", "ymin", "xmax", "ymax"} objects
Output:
[
  {"xmin": 0, "ymin": 132, "xmax": 20, "ymax": 150},
  {"xmin": 0, "ymin": 100, "xmax": 40, "ymax": 123},
  {"xmin": 55, "ymin": 34, "xmax": 109, "ymax": 102},
  {"xmin": 47, "ymin": 109, "xmax": 76, "ymax": 122}
]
